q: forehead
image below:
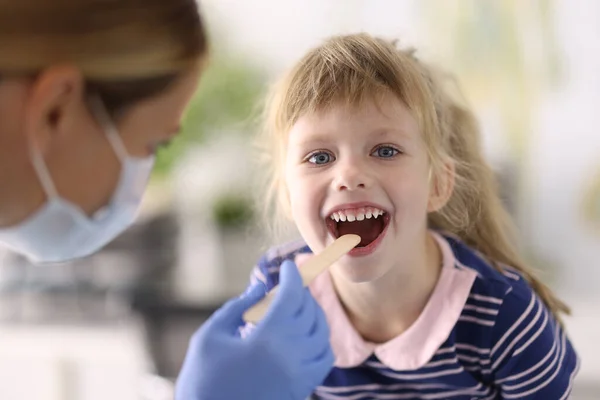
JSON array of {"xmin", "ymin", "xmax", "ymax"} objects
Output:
[
  {"xmin": 144, "ymin": 66, "xmax": 201, "ymax": 114},
  {"xmin": 287, "ymin": 92, "xmax": 421, "ymax": 145},
  {"xmin": 118, "ymin": 66, "xmax": 201, "ymax": 129}
]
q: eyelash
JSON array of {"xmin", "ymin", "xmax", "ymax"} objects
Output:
[
  {"xmin": 305, "ymin": 150, "xmax": 333, "ymax": 165},
  {"xmin": 372, "ymin": 144, "xmax": 401, "ymax": 159},
  {"xmin": 304, "ymin": 145, "xmax": 402, "ymax": 165},
  {"xmin": 153, "ymin": 139, "xmax": 174, "ymax": 153}
]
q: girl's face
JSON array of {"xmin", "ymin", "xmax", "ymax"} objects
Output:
[{"xmin": 284, "ymin": 92, "xmax": 448, "ymax": 283}]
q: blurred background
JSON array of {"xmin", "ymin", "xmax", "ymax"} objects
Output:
[{"xmin": 0, "ymin": 0, "xmax": 599, "ymax": 399}]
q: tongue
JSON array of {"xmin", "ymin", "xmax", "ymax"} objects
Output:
[{"xmin": 338, "ymin": 219, "xmax": 383, "ymax": 247}]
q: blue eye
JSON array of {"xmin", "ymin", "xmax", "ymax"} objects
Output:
[
  {"xmin": 307, "ymin": 151, "xmax": 334, "ymax": 165},
  {"xmin": 372, "ymin": 146, "xmax": 400, "ymax": 158}
]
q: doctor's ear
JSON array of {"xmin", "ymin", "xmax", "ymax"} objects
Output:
[{"xmin": 23, "ymin": 65, "xmax": 88, "ymax": 154}]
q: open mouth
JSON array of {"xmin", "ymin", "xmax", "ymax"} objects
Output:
[{"xmin": 326, "ymin": 207, "xmax": 390, "ymax": 248}]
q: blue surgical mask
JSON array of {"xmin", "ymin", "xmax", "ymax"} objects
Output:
[{"xmin": 0, "ymin": 97, "xmax": 155, "ymax": 263}]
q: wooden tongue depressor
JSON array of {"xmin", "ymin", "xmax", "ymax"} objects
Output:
[{"xmin": 242, "ymin": 234, "xmax": 361, "ymax": 324}]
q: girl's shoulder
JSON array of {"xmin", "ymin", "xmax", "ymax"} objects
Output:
[{"xmin": 440, "ymin": 231, "xmax": 531, "ymax": 299}]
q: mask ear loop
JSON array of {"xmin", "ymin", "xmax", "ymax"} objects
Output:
[
  {"xmin": 29, "ymin": 145, "xmax": 59, "ymax": 201},
  {"xmin": 88, "ymin": 95, "xmax": 128, "ymax": 164},
  {"xmin": 28, "ymin": 95, "xmax": 125, "ymax": 205}
]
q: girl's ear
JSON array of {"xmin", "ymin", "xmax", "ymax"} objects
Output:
[{"xmin": 428, "ymin": 160, "xmax": 455, "ymax": 213}]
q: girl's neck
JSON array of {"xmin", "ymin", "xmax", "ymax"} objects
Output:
[{"xmin": 330, "ymin": 231, "xmax": 443, "ymax": 344}]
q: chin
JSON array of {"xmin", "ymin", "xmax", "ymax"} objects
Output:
[{"xmin": 340, "ymin": 270, "xmax": 382, "ymax": 284}]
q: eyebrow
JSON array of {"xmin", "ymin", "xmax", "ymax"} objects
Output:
[
  {"xmin": 371, "ymin": 127, "xmax": 413, "ymax": 140},
  {"xmin": 295, "ymin": 127, "xmax": 412, "ymax": 146},
  {"xmin": 295, "ymin": 134, "xmax": 333, "ymax": 147}
]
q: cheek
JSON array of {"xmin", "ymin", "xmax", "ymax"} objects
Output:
[
  {"xmin": 285, "ymin": 171, "xmax": 323, "ymax": 227},
  {"xmin": 50, "ymin": 127, "xmax": 121, "ymax": 216},
  {"xmin": 385, "ymin": 169, "xmax": 431, "ymax": 211},
  {"xmin": 117, "ymin": 108, "xmax": 173, "ymax": 158},
  {"xmin": 287, "ymin": 178, "xmax": 314, "ymax": 218},
  {"xmin": 118, "ymin": 123, "xmax": 154, "ymax": 158}
]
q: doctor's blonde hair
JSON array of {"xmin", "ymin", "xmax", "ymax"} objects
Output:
[
  {"xmin": 257, "ymin": 33, "xmax": 569, "ymax": 323},
  {"xmin": 0, "ymin": 0, "xmax": 207, "ymax": 116}
]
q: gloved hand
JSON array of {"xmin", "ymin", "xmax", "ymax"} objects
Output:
[{"xmin": 175, "ymin": 260, "xmax": 334, "ymax": 400}]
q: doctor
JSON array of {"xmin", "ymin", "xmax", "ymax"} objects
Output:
[{"xmin": 0, "ymin": 1, "xmax": 333, "ymax": 399}]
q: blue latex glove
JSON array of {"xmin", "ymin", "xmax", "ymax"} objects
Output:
[{"xmin": 175, "ymin": 260, "xmax": 334, "ymax": 400}]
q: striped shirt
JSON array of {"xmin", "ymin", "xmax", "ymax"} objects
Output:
[{"xmin": 244, "ymin": 232, "xmax": 580, "ymax": 399}]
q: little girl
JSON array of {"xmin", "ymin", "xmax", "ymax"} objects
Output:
[{"xmin": 245, "ymin": 33, "xmax": 579, "ymax": 399}]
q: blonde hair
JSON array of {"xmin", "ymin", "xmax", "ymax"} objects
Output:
[
  {"xmin": 0, "ymin": 0, "xmax": 207, "ymax": 115},
  {"xmin": 257, "ymin": 33, "xmax": 570, "ymax": 322}
]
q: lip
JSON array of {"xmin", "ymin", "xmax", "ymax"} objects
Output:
[
  {"xmin": 324, "ymin": 201, "xmax": 389, "ymax": 218},
  {"xmin": 324, "ymin": 201, "xmax": 391, "ymax": 257}
]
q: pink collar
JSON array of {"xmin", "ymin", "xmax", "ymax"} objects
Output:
[{"xmin": 304, "ymin": 232, "xmax": 477, "ymax": 371}]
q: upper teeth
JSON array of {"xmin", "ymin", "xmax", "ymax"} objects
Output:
[{"xmin": 329, "ymin": 207, "xmax": 385, "ymax": 222}]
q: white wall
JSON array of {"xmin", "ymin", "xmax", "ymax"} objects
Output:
[{"xmin": 529, "ymin": 0, "xmax": 600, "ymax": 297}]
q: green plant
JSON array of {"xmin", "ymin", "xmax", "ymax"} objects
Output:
[{"xmin": 212, "ymin": 194, "xmax": 254, "ymax": 229}]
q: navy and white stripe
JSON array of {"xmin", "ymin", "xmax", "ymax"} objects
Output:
[{"xmin": 244, "ymin": 234, "xmax": 579, "ymax": 399}]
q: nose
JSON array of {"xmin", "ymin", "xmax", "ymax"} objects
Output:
[{"xmin": 333, "ymin": 159, "xmax": 370, "ymax": 192}]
